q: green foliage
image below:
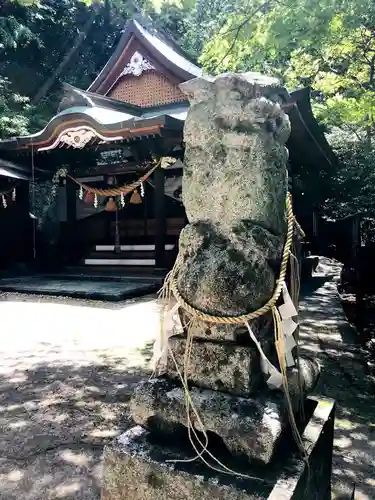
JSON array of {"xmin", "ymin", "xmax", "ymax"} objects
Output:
[
  {"xmin": 10, "ymin": 0, "xmax": 40, "ymax": 5},
  {"xmin": 0, "ymin": 0, "xmax": 133, "ymax": 138},
  {"xmin": 0, "ymin": 15, "xmax": 38, "ymax": 49},
  {"xmin": 201, "ymin": 0, "xmax": 375, "ymax": 132},
  {"xmin": 145, "ymin": 0, "xmax": 237, "ymax": 60},
  {"xmin": 0, "ymin": 77, "xmax": 33, "ymax": 138},
  {"xmin": 323, "ymin": 130, "xmax": 375, "ymax": 218},
  {"xmin": 11, "ymin": 0, "xmax": 98, "ymax": 4},
  {"xmin": 2, "ymin": 0, "xmax": 375, "ymax": 231},
  {"xmin": 321, "ymin": 129, "xmax": 375, "ymax": 243}
]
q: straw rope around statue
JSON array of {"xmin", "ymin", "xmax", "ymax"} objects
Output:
[
  {"xmin": 169, "ymin": 193, "xmax": 294, "ymax": 324},
  {"xmin": 157, "ymin": 191, "xmax": 309, "ymax": 480}
]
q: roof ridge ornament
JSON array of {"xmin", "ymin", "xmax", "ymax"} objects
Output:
[
  {"xmin": 60, "ymin": 128, "xmax": 96, "ymax": 149},
  {"xmin": 121, "ymin": 51, "xmax": 155, "ymax": 77},
  {"xmin": 38, "ymin": 126, "xmax": 123, "ymax": 152}
]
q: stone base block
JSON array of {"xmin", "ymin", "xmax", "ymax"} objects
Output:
[
  {"xmin": 129, "ymin": 361, "xmax": 320, "ymax": 466},
  {"xmin": 163, "ymin": 335, "xmax": 261, "ymax": 397},
  {"xmin": 130, "ymin": 377, "xmax": 284, "ymax": 465},
  {"xmin": 102, "ymin": 397, "xmax": 335, "ymax": 500}
]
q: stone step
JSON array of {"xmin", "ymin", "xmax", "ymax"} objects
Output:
[
  {"xmin": 84, "ymin": 257, "xmax": 156, "ymax": 266},
  {"xmin": 86, "ymin": 250, "xmax": 173, "ymax": 260},
  {"xmin": 0, "ymin": 275, "xmax": 160, "ymax": 301},
  {"xmin": 96, "ymin": 244, "xmax": 175, "ymax": 252},
  {"xmin": 61, "ymin": 266, "xmax": 168, "ymax": 280},
  {"xmin": 103, "ymin": 234, "xmax": 178, "ymax": 244}
]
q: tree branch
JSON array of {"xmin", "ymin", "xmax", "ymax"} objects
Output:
[
  {"xmin": 369, "ymin": 55, "xmax": 375, "ymax": 85},
  {"xmin": 213, "ymin": 20, "xmax": 249, "ymax": 71},
  {"xmin": 212, "ymin": 1, "xmax": 272, "ymax": 72},
  {"xmin": 324, "ymin": 61, "xmax": 370, "ymax": 92},
  {"xmin": 32, "ymin": 7, "xmax": 98, "ymax": 106}
]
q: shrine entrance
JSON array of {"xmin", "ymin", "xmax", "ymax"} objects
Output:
[{"xmin": 80, "ymin": 166, "xmax": 186, "ymax": 270}]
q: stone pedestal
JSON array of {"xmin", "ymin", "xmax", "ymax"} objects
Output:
[
  {"xmin": 130, "ymin": 356, "xmax": 320, "ymax": 466},
  {"xmin": 101, "ymin": 397, "xmax": 335, "ymax": 500}
]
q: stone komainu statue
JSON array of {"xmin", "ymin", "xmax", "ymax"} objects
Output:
[
  {"xmin": 177, "ymin": 73, "xmax": 291, "ymax": 317},
  {"xmin": 145, "ymin": 73, "xmax": 320, "ymax": 466}
]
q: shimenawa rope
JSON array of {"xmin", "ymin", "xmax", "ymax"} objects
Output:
[{"xmin": 67, "ymin": 161, "xmax": 160, "ymax": 197}]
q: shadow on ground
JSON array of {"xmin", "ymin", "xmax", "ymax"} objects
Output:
[
  {"xmin": 0, "ymin": 343, "xmax": 154, "ymax": 500},
  {"xmin": 1, "ymin": 264, "xmax": 375, "ymax": 500}
]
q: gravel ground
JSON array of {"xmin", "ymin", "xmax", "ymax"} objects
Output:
[{"xmin": 0, "ymin": 292, "xmax": 159, "ymax": 500}]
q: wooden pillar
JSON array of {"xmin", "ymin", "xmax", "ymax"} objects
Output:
[
  {"xmin": 103, "ymin": 174, "xmax": 111, "ymax": 243},
  {"xmin": 154, "ymin": 167, "xmax": 166, "ymax": 268},
  {"xmin": 143, "ymin": 182, "xmax": 148, "ymax": 237},
  {"xmin": 353, "ymin": 215, "xmax": 364, "ymax": 336},
  {"xmin": 66, "ymin": 177, "xmax": 77, "ymax": 223}
]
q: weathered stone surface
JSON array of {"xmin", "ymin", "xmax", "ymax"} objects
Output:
[
  {"xmin": 102, "ymin": 426, "xmax": 268, "ymax": 500},
  {"xmin": 287, "ymin": 357, "xmax": 321, "ymax": 400},
  {"xmin": 176, "ymin": 73, "xmax": 290, "ymax": 317},
  {"xmin": 102, "ymin": 397, "xmax": 335, "ymax": 500},
  {"xmin": 164, "ymin": 335, "xmax": 262, "ymax": 396},
  {"xmin": 130, "ymin": 358, "xmax": 320, "ymax": 463},
  {"xmin": 130, "ymin": 378, "xmax": 285, "ymax": 465},
  {"xmin": 115, "ymin": 71, "xmax": 328, "ymax": 500}
]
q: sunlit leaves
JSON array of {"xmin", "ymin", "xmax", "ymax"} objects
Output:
[
  {"xmin": 0, "ymin": 16, "xmax": 39, "ymax": 49},
  {"xmin": 10, "ymin": 0, "xmax": 40, "ymax": 5},
  {"xmin": 0, "ymin": 77, "xmax": 33, "ymax": 138},
  {"xmin": 200, "ymin": 0, "xmax": 375, "ymax": 132},
  {"xmin": 12, "ymin": 0, "xmax": 101, "ymax": 3}
]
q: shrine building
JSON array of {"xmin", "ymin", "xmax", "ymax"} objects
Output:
[{"xmin": 0, "ymin": 18, "xmax": 336, "ymax": 276}]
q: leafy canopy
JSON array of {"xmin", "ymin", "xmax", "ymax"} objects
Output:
[
  {"xmin": 2, "ymin": 0, "xmax": 375, "ymax": 227},
  {"xmin": 201, "ymin": 0, "xmax": 375, "ymax": 131},
  {"xmin": 0, "ymin": 76, "xmax": 32, "ymax": 138}
]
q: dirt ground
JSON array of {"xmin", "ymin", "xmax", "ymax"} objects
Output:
[
  {"xmin": 0, "ymin": 293, "xmax": 158, "ymax": 500},
  {"xmin": 1, "ymin": 262, "xmax": 375, "ymax": 500}
]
